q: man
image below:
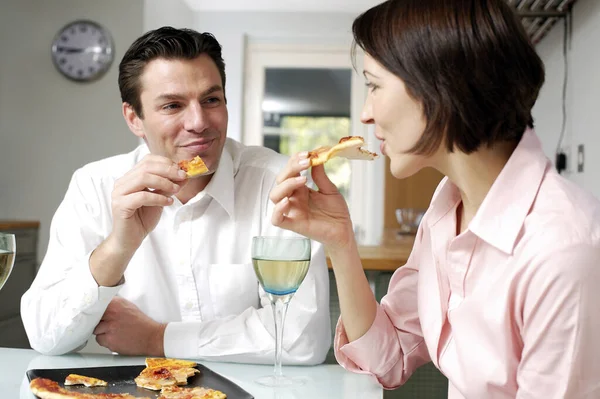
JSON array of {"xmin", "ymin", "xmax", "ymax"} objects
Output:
[{"xmin": 21, "ymin": 27, "xmax": 331, "ymax": 364}]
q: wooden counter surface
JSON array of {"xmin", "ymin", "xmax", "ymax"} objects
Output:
[
  {"xmin": 0, "ymin": 220, "xmax": 40, "ymax": 230},
  {"xmin": 327, "ymin": 228, "xmax": 415, "ymax": 272}
]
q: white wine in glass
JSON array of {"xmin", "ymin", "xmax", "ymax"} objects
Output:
[
  {"xmin": 0, "ymin": 233, "xmax": 16, "ymax": 291},
  {"xmin": 252, "ymin": 236, "xmax": 311, "ymax": 388}
]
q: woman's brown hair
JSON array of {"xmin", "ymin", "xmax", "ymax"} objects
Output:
[{"xmin": 352, "ymin": 0, "xmax": 545, "ymax": 154}]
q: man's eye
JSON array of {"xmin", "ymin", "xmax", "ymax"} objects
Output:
[
  {"xmin": 204, "ymin": 97, "xmax": 221, "ymax": 106},
  {"xmin": 163, "ymin": 103, "xmax": 180, "ymax": 110}
]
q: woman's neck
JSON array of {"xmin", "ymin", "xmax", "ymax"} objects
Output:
[{"xmin": 435, "ymin": 140, "xmax": 518, "ymax": 233}]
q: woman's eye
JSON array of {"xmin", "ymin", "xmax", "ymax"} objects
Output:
[{"xmin": 365, "ymin": 82, "xmax": 379, "ymax": 92}]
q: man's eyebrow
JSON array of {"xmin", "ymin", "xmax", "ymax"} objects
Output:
[
  {"xmin": 202, "ymin": 85, "xmax": 223, "ymax": 97},
  {"xmin": 154, "ymin": 85, "xmax": 224, "ymax": 102}
]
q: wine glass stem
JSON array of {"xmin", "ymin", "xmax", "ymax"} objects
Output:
[{"xmin": 272, "ymin": 296, "xmax": 290, "ymax": 378}]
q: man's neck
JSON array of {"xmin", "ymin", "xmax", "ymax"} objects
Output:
[{"xmin": 176, "ymin": 173, "xmax": 214, "ymax": 204}]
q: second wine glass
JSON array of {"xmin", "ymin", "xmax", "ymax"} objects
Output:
[
  {"xmin": 251, "ymin": 236, "xmax": 311, "ymax": 388},
  {"xmin": 0, "ymin": 233, "xmax": 16, "ymax": 291}
]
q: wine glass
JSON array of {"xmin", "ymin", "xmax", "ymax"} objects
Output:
[
  {"xmin": 252, "ymin": 236, "xmax": 311, "ymax": 388},
  {"xmin": 0, "ymin": 233, "xmax": 16, "ymax": 291}
]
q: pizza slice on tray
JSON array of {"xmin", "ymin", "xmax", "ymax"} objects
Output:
[
  {"xmin": 308, "ymin": 136, "xmax": 378, "ymax": 166},
  {"xmin": 30, "ymin": 377, "xmax": 150, "ymax": 399},
  {"xmin": 159, "ymin": 385, "xmax": 227, "ymax": 399},
  {"xmin": 64, "ymin": 374, "xmax": 108, "ymax": 387},
  {"xmin": 178, "ymin": 156, "xmax": 209, "ymax": 178},
  {"xmin": 145, "ymin": 358, "xmax": 197, "ymax": 369},
  {"xmin": 134, "ymin": 366, "xmax": 199, "ymax": 391}
]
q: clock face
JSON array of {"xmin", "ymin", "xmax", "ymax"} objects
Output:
[{"xmin": 51, "ymin": 20, "xmax": 114, "ymax": 82}]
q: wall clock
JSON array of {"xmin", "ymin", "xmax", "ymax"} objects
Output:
[{"xmin": 51, "ymin": 20, "xmax": 114, "ymax": 82}]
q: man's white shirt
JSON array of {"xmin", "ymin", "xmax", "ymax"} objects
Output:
[{"xmin": 21, "ymin": 138, "xmax": 331, "ymax": 364}]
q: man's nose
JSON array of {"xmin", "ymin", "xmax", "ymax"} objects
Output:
[{"xmin": 183, "ymin": 103, "xmax": 209, "ymax": 133}]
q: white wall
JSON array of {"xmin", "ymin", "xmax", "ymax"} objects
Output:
[
  {"xmin": 533, "ymin": 0, "xmax": 600, "ymax": 198},
  {"xmin": 194, "ymin": 11, "xmax": 360, "ymax": 142},
  {"xmin": 0, "ymin": 0, "xmax": 143, "ymax": 263},
  {"xmin": 144, "ymin": 0, "xmax": 194, "ymax": 31}
]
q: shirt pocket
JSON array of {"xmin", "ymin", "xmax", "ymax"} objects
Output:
[{"xmin": 207, "ymin": 263, "xmax": 260, "ymax": 318}]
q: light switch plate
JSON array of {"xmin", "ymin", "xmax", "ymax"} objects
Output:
[{"xmin": 577, "ymin": 144, "xmax": 585, "ymax": 173}]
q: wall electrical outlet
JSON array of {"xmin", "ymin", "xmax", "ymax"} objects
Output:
[{"xmin": 577, "ymin": 144, "xmax": 585, "ymax": 173}]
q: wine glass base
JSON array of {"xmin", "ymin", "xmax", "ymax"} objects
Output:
[{"xmin": 254, "ymin": 375, "xmax": 307, "ymax": 387}]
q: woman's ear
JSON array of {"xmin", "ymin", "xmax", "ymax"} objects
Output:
[{"xmin": 122, "ymin": 103, "xmax": 145, "ymax": 139}]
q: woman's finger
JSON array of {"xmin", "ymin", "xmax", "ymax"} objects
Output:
[
  {"xmin": 269, "ymin": 175, "xmax": 307, "ymax": 204},
  {"xmin": 275, "ymin": 152, "xmax": 311, "ymax": 184},
  {"xmin": 311, "ymin": 164, "xmax": 338, "ymax": 195},
  {"xmin": 271, "ymin": 197, "xmax": 292, "ymax": 227}
]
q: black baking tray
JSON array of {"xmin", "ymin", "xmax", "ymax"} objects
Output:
[{"xmin": 26, "ymin": 364, "xmax": 253, "ymax": 398}]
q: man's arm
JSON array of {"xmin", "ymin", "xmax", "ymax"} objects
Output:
[
  {"xmin": 21, "ymin": 156, "xmax": 185, "ymax": 355},
  {"xmin": 163, "ymin": 241, "xmax": 331, "ymax": 365},
  {"xmin": 516, "ymin": 243, "xmax": 600, "ymax": 398},
  {"xmin": 21, "ymin": 169, "xmax": 121, "ymax": 355}
]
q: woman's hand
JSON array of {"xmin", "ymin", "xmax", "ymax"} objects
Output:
[{"xmin": 270, "ymin": 152, "xmax": 354, "ymax": 251}]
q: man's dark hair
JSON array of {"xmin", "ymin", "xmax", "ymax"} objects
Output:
[
  {"xmin": 118, "ymin": 27, "xmax": 226, "ymax": 118},
  {"xmin": 352, "ymin": 0, "xmax": 545, "ymax": 154}
]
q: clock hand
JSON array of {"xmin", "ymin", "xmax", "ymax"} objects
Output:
[{"xmin": 56, "ymin": 46, "xmax": 106, "ymax": 54}]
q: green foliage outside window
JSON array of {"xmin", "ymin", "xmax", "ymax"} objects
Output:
[{"xmin": 278, "ymin": 116, "xmax": 351, "ymax": 201}]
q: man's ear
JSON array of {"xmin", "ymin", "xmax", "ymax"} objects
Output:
[{"xmin": 123, "ymin": 103, "xmax": 145, "ymax": 139}]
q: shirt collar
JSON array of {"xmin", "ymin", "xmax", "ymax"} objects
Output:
[
  {"xmin": 137, "ymin": 141, "xmax": 236, "ymax": 219},
  {"xmin": 427, "ymin": 129, "xmax": 549, "ymax": 254},
  {"xmin": 203, "ymin": 141, "xmax": 236, "ymax": 219}
]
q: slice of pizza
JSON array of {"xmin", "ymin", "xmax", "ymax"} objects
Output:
[
  {"xmin": 178, "ymin": 156, "xmax": 209, "ymax": 178},
  {"xmin": 145, "ymin": 358, "xmax": 197, "ymax": 369},
  {"xmin": 64, "ymin": 374, "xmax": 108, "ymax": 387},
  {"xmin": 308, "ymin": 136, "xmax": 378, "ymax": 166},
  {"xmin": 30, "ymin": 377, "xmax": 150, "ymax": 398},
  {"xmin": 135, "ymin": 366, "xmax": 199, "ymax": 391},
  {"xmin": 159, "ymin": 386, "xmax": 227, "ymax": 399}
]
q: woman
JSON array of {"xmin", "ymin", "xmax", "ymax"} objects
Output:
[{"xmin": 269, "ymin": 0, "xmax": 600, "ymax": 398}]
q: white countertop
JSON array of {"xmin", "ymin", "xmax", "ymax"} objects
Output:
[{"xmin": 0, "ymin": 347, "xmax": 382, "ymax": 399}]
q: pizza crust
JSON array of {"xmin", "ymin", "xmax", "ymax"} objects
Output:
[
  {"xmin": 307, "ymin": 136, "xmax": 378, "ymax": 166},
  {"xmin": 30, "ymin": 377, "xmax": 149, "ymax": 399}
]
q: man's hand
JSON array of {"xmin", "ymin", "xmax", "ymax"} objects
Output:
[
  {"xmin": 94, "ymin": 297, "xmax": 167, "ymax": 356},
  {"xmin": 90, "ymin": 155, "xmax": 187, "ymax": 287}
]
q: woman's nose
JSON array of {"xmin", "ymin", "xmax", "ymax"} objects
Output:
[{"xmin": 360, "ymin": 98, "xmax": 374, "ymax": 125}]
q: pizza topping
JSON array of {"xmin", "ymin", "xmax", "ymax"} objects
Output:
[
  {"xmin": 178, "ymin": 156, "xmax": 209, "ymax": 178},
  {"xmin": 134, "ymin": 363, "xmax": 199, "ymax": 391},
  {"xmin": 65, "ymin": 374, "xmax": 108, "ymax": 387},
  {"xmin": 307, "ymin": 136, "xmax": 378, "ymax": 166}
]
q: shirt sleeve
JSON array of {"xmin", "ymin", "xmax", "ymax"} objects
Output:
[
  {"xmin": 334, "ymin": 224, "xmax": 431, "ymax": 389},
  {"xmin": 20, "ymin": 169, "xmax": 121, "ymax": 355},
  {"xmin": 516, "ymin": 243, "xmax": 600, "ymax": 398},
  {"xmin": 164, "ymin": 240, "xmax": 332, "ymax": 365}
]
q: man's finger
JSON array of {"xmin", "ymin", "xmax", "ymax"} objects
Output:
[{"xmin": 93, "ymin": 320, "xmax": 110, "ymax": 335}]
